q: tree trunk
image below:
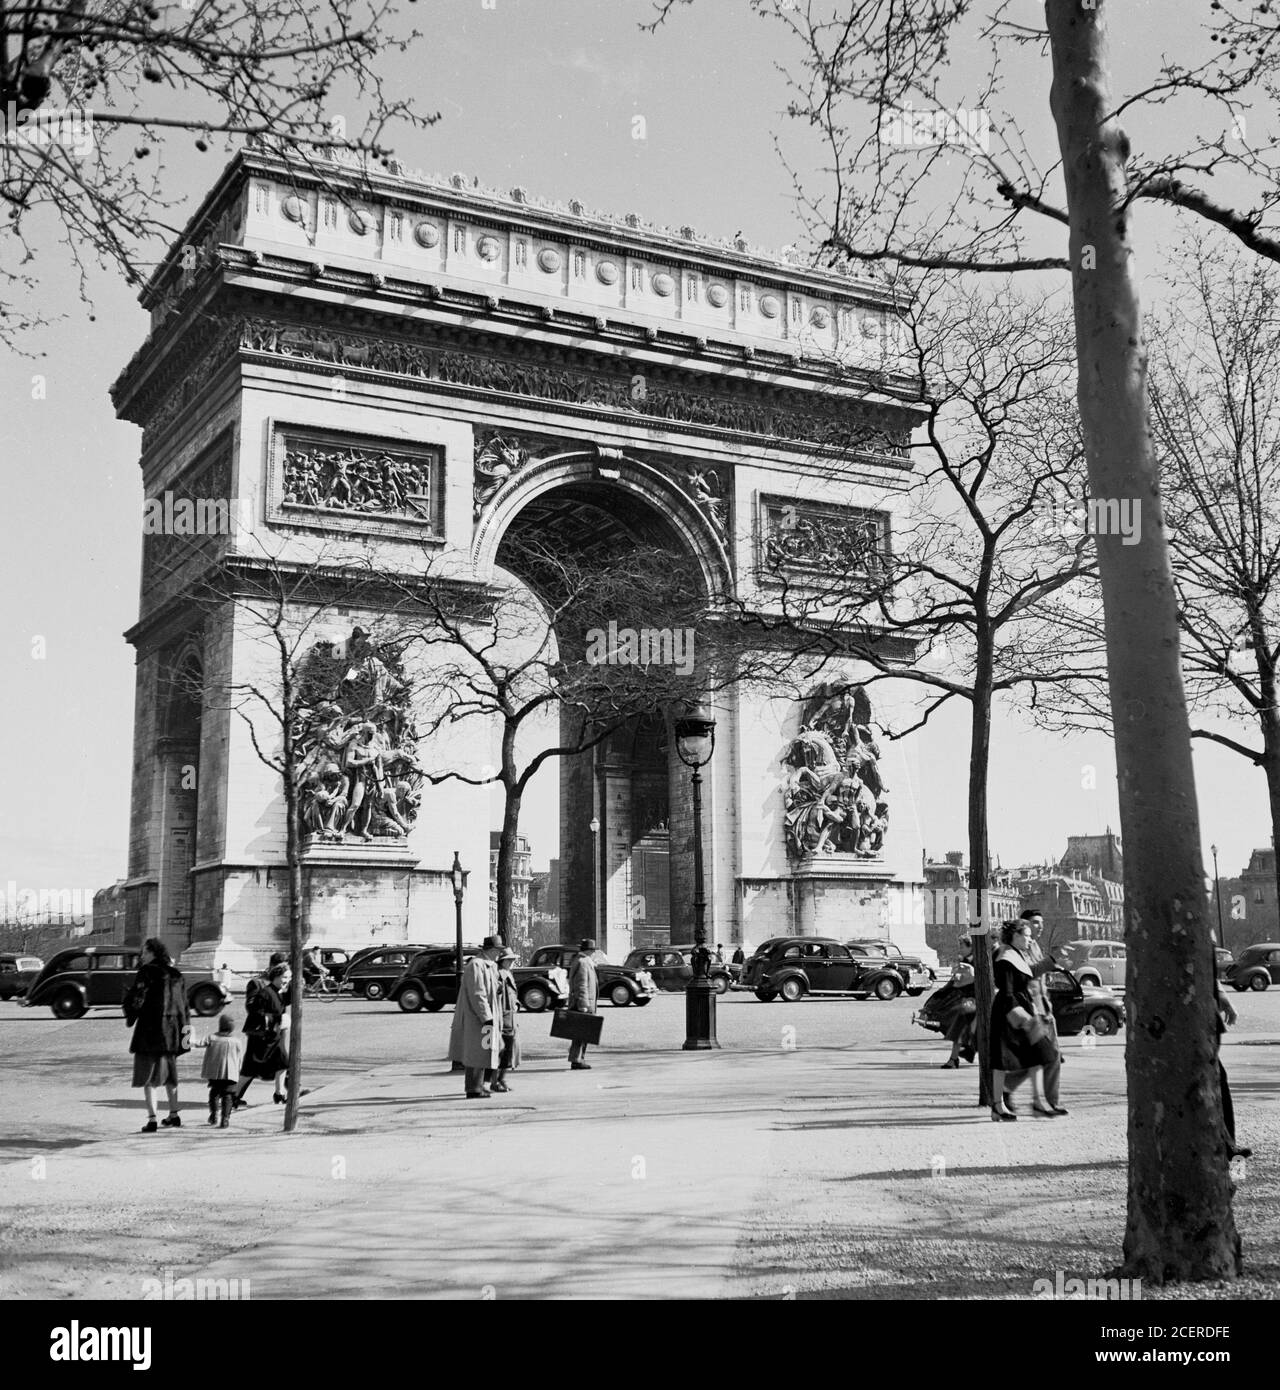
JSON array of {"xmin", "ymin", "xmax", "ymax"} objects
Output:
[
  {"xmin": 1250, "ymin": 625, "xmax": 1280, "ymax": 928},
  {"xmin": 1046, "ymin": 0, "xmax": 1239, "ymax": 1281},
  {"xmin": 282, "ymin": 667, "xmax": 303, "ymax": 1136},
  {"xmin": 495, "ymin": 723, "xmax": 523, "ymax": 947},
  {"xmin": 969, "ymin": 641, "xmax": 994, "ymax": 1106}
]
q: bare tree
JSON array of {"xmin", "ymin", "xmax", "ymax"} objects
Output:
[
  {"xmin": 645, "ymin": 0, "xmax": 1260, "ymax": 1281},
  {"xmin": 0, "ymin": 0, "xmax": 432, "ymax": 343}
]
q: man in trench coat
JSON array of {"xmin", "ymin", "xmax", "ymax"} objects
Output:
[
  {"xmin": 567, "ymin": 938, "xmax": 599, "ymax": 1070},
  {"xmin": 448, "ymin": 935, "xmax": 504, "ymax": 1098}
]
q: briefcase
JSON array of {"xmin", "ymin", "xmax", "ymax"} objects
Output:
[{"xmin": 550, "ymin": 1009, "xmax": 603, "ymax": 1045}]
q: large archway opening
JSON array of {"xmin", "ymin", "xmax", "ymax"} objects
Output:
[{"xmin": 489, "ymin": 465, "xmax": 722, "ymax": 960}]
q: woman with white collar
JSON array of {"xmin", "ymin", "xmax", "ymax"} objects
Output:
[{"xmin": 988, "ymin": 920, "xmax": 1060, "ymax": 1121}]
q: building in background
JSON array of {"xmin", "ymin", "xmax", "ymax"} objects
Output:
[
  {"xmin": 92, "ymin": 880, "xmax": 129, "ymax": 940},
  {"xmin": 490, "ymin": 832, "xmax": 533, "ymax": 947},
  {"xmin": 922, "ymin": 851, "xmax": 1020, "ymax": 966},
  {"xmin": 1212, "ymin": 847, "xmax": 1279, "ymax": 956},
  {"xmin": 1015, "ymin": 832, "xmax": 1124, "ymax": 953},
  {"xmin": 528, "ymin": 858, "xmax": 562, "ymax": 948}
]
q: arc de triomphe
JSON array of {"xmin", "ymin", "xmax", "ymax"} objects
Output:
[{"xmin": 111, "ymin": 148, "xmax": 930, "ymax": 971}]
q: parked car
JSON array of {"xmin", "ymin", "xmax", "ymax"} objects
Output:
[
  {"xmin": 388, "ymin": 947, "xmax": 479, "ymax": 1012},
  {"xmin": 1055, "ymin": 939, "xmax": 1126, "ymax": 989},
  {"xmin": 346, "ymin": 947, "xmax": 431, "ymax": 1000},
  {"xmin": 22, "ymin": 947, "xmax": 228, "ymax": 1020},
  {"xmin": 623, "ymin": 946, "xmax": 733, "ymax": 995},
  {"xmin": 740, "ymin": 936, "xmax": 906, "ymax": 1002},
  {"xmin": 0, "ymin": 953, "xmax": 43, "ymax": 1000},
  {"xmin": 514, "ymin": 945, "xmax": 657, "ymax": 1008},
  {"xmin": 915, "ymin": 967, "xmax": 1125, "ymax": 1038},
  {"xmin": 1224, "ymin": 942, "xmax": 1280, "ymax": 992},
  {"xmin": 844, "ymin": 941, "xmax": 934, "ymax": 996}
]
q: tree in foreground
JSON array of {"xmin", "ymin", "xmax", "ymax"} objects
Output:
[
  {"xmin": 0, "ymin": 0, "xmax": 430, "ymax": 344},
  {"xmin": 647, "ymin": 0, "xmax": 1262, "ymax": 1280}
]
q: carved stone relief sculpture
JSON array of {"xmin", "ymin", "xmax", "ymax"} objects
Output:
[{"xmin": 782, "ymin": 684, "xmax": 889, "ymax": 859}]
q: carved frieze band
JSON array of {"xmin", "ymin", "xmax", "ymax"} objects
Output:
[
  {"xmin": 136, "ymin": 315, "xmax": 914, "ymax": 457},
  {"xmin": 760, "ymin": 495, "xmax": 890, "ymax": 581}
]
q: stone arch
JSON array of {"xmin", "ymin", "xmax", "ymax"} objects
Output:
[{"xmin": 471, "ymin": 450, "xmax": 732, "ymax": 600}]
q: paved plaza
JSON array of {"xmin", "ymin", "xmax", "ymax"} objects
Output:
[{"xmin": 4, "ymin": 993, "xmax": 1278, "ymax": 1300}]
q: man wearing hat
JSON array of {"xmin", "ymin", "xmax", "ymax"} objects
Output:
[
  {"xmin": 567, "ymin": 938, "xmax": 599, "ymax": 1070},
  {"xmin": 493, "ymin": 947, "xmax": 520, "ymax": 1093},
  {"xmin": 448, "ymin": 935, "xmax": 504, "ymax": 1098}
]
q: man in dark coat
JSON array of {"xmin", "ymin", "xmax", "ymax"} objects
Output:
[
  {"xmin": 125, "ymin": 937, "xmax": 190, "ymax": 1132},
  {"xmin": 568, "ymin": 938, "xmax": 599, "ymax": 1070}
]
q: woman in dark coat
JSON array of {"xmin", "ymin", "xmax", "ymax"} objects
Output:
[
  {"xmin": 988, "ymin": 921, "xmax": 1058, "ymax": 1121},
  {"xmin": 125, "ymin": 938, "xmax": 190, "ymax": 1133},
  {"xmin": 938, "ymin": 937, "xmax": 977, "ymax": 1068},
  {"xmin": 233, "ymin": 961, "xmax": 291, "ymax": 1107}
]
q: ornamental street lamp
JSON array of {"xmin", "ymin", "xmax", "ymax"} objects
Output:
[
  {"xmin": 1211, "ymin": 843, "xmax": 1224, "ymax": 944},
  {"xmin": 589, "ymin": 816, "xmax": 601, "ymax": 946},
  {"xmin": 674, "ymin": 705, "xmax": 719, "ymax": 1051},
  {"xmin": 451, "ymin": 851, "xmax": 466, "ymax": 998}
]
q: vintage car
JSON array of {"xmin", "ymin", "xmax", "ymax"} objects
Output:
[
  {"xmin": 1224, "ymin": 942, "xmax": 1280, "ymax": 992},
  {"xmin": 23, "ymin": 946, "xmax": 228, "ymax": 1020},
  {"xmin": 844, "ymin": 940, "xmax": 934, "ymax": 995},
  {"xmin": 387, "ymin": 946, "xmax": 569, "ymax": 1014},
  {"xmin": 740, "ymin": 936, "xmax": 907, "ymax": 1002},
  {"xmin": 914, "ymin": 967, "xmax": 1125, "ymax": 1038},
  {"xmin": 0, "ymin": 953, "xmax": 43, "ymax": 1000},
  {"xmin": 514, "ymin": 945, "xmax": 657, "ymax": 1009},
  {"xmin": 1055, "ymin": 939, "xmax": 1127, "ymax": 989},
  {"xmin": 345, "ymin": 946, "xmax": 435, "ymax": 1000},
  {"xmin": 623, "ymin": 946, "xmax": 733, "ymax": 995}
]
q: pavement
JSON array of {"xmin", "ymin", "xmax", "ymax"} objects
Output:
[{"xmin": 4, "ymin": 1021, "xmax": 1280, "ymax": 1300}]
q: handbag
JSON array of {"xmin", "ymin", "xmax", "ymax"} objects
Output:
[
  {"xmin": 550, "ymin": 1009, "xmax": 603, "ymax": 1045},
  {"xmin": 1007, "ymin": 1005, "xmax": 1034, "ymax": 1031}
]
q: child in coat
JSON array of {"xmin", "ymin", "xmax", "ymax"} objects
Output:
[{"xmin": 198, "ymin": 1013, "xmax": 245, "ymax": 1128}]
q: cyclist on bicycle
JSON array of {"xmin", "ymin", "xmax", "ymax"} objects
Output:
[{"xmin": 301, "ymin": 946, "xmax": 327, "ymax": 993}]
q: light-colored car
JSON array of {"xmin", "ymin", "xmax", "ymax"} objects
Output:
[{"xmin": 1057, "ymin": 939, "xmax": 1126, "ymax": 989}]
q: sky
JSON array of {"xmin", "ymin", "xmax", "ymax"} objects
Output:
[{"xmin": 0, "ymin": 0, "xmax": 1273, "ymax": 902}]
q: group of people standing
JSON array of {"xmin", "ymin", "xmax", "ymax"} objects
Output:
[{"xmin": 447, "ymin": 935, "xmax": 601, "ymax": 1097}]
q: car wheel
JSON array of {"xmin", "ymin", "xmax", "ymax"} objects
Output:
[
  {"xmin": 779, "ymin": 977, "xmax": 806, "ymax": 1003},
  {"xmin": 1248, "ymin": 973, "xmax": 1269, "ymax": 992},
  {"xmin": 633, "ymin": 996, "xmax": 652, "ymax": 1006},
  {"xmin": 364, "ymin": 981, "xmax": 385, "ymax": 1002},
  {"xmin": 1086, "ymin": 1009, "xmax": 1119, "ymax": 1036},
  {"xmin": 1077, "ymin": 974, "xmax": 1101, "ymax": 988},
  {"xmin": 906, "ymin": 988, "xmax": 925, "ymax": 997},
  {"xmin": 712, "ymin": 974, "xmax": 730, "ymax": 995},
  {"xmin": 397, "ymin": 986, "xmax": 425, "ymax": 1013},
  {"xmin": 425, "ymin": 1000, "xmax": 446, "ymax": 1012},
  {"xmin": 874, "ymin": 976, "xmax": 900, "ymax": 1001},
  {"xmin": 189, "ymin": 985, "xmax": 222, "ymax": 1017},
  {"xmin": 51, "ymin": 989, "xmax": 86, "ymax": 1020},
  {"xmin": 754, "ymin": 989, "xmax": 776, "ymax": 1002},
  {"xmin": 520, "ymin": 984, "xmax": 550, "ymax": 1013},
  {"xmin": 610, "ymin": 982, "xmax": 634, "ymax": 1007}
]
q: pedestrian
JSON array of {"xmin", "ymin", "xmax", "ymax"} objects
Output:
[
  {"xmin": 938, "ymin": 936, "xmax": 977, "ymax": 1068},
  {"xmin": 197, "ymin": 1012, "xmax": 245, "ymax": 1128},
  {"xmin": 233, "ymin": 961, "xmax": 290, "ymax": 1108},
  {"xmin": 988, "ymin": 921, "xmax": 1059, "ymax": 1121},
  {"xmin": 731, "ymin": 944, "xmax": 746, "ymax": 966},
  {"xmin": 1216, "ymin": 982, "xmax": 1251, "ymax": 1159},
  {"xmin": 124, "ymin": 937, "xmax": 190, "ymax": 1133},
  {"xmin": 492, "ymin": 947, "xmax": 521, "ymax": 1093},
  {"xmin": 567, "ymin": 937, "xmax": 599, "ymax": 1071},
  {"xmin": 448, "ymin": 936, "xmax": 504, "ymax": 1098},
  {"xmin": 1014, "ymin": 909, "xmax": 1068, "ymax": 1113}
]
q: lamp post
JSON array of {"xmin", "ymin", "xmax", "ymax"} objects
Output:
[
  {"xmin": 1211, "ymin": 843, "xmax": 1224, "ymax": 945},
  {"xmin": 674, "ymin": 705, "xmax": 719, "ymax": 1050},
  {"xmin": 589, "ymin": 816, "xmax": 600, "ymax": 946},
  {"xmin": 451, "ymin": 851, "xmax": 466, "ymax": 997}
]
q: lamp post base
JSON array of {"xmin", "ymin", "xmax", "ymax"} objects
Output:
[{"xmin": 682, "ymin": 977, "xmax": 721, "ymax": 1050}]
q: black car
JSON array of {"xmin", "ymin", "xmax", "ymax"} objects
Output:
[
  {"xmin": 1224, "ymin": 942, "xmax": 1280, "ymax": 992},
  {"xmin": 844, "ymin": 941, "xmax": 934, "ymax": 996},
  {"xmin": 23, "ymin": 947, "xmax": 228, "ymax": 1020},
  {"xmin": 346, "ymin": 946, "xmax": 433, "ymax": 1000},
  {"xmin": 0, "ymin": 952, "xmax": 43, "ymax": 1000},
  {"xmin": 514, "ymin": 945, "xmax": 657, "ymax": 1009},
  {"xmin": 740, "ymin": 936, "xmax": 906, "ymax": 1002},
  {"xmin": 914, "ymin": 967, "xmax": 1125, "ymax": 1038},
  {"xmin": 387, "ymin": 947, "xmax": 569, "ymax": 1013},
  {"xmin": 623, "ymin": 946, "xmax": 733, "ymax": 995}
]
